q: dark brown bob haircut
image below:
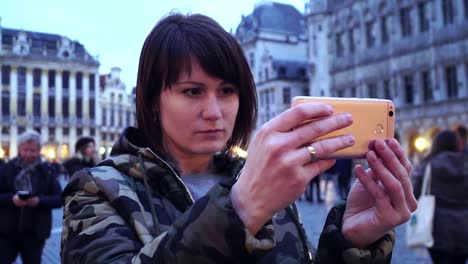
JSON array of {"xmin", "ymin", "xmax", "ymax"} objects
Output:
[{"xmin": 136, "ymin": 13, "xmax": 257, "ymax": 155}]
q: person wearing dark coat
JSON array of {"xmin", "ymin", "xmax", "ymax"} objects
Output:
[
  {"xmin": 413, "ymin": 130, "xmax": 468, "ymax": 264},
  {"xmin": 0, "ymin": 131, "xmax": 62, "ymax": 264},
  {"xmin": 62, "ymin": 137, "xmax": 96, "ymax": 177}
]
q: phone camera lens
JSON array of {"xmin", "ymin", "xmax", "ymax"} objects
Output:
[{"xmin": 389, "ymin": 111, "xmax": 394, "ymax": 117}]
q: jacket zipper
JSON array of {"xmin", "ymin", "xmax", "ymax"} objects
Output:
[{"xmin": 145, "ymin": 148, "xmax": 195, "ymax": 205}]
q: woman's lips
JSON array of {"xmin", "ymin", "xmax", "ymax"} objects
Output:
[{"xmin": 196, "ymin": 129, "xmax": 224, "ymax": 135}]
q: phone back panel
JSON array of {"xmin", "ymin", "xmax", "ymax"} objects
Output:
[{"xmin": 291, "ymin": 96, "xmax": 395, "ymax": 159}]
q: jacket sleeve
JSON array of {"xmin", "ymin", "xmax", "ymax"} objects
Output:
[
  {"xmin": 37, "ymin": 163, "xmax": 62, "ymax": 209},
  {"xmin": 0, "ymin": 165, "xmax": 15, "ymax": 207},
  {"xmin": 61, "ymin": 170, "xmax": 274, "ymax": 264},
  {"xmin": 317, "ymin": 200, "xmax": 395, "ymax": 264}
]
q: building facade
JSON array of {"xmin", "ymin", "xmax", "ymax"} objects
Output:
[
  {"xmin": 306, "ymin": 0, "xmax": 468, "ymax": 160},
  {"xmin": 0, "ymin": 21, "xmax": 100, "ymax": 159},
  {"xmin": 99, "ymin": 67, "xmax": 135, "ymax": 158},
  {"xmin": 236, "ymin": 1, "xmax": 309, "ymax": 129},
  {"xmin": 0, "ymin": 20, "xmax": 135, "ymax": 161}
]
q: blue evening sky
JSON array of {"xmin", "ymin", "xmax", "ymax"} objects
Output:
[{"xmin": 0, "ymin": 0, "xmax": 305, "ymax": 92}]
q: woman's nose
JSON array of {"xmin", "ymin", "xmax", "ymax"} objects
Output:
[{"xmin": 202, "ymin": 96, "xmax": 222, "ymax": 120}]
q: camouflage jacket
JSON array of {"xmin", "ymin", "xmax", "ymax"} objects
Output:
[{"xmin": 61, "ymin": 127, "xmax": 395, "ymax": 263}]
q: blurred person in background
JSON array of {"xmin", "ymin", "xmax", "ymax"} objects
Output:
[
  {"xmin": 63, "ymin": 137, "xmax": 97, "ymax": 178},
  {"xmin": 0, "ymin": 130, "xmax": 62, "ymax": 264},
  {"xmin": 413, "ymin": 130, "xmax": 468, "ymax": 264},
  {"xmin": 61, "ymin": 13, "xmax": 417, "ymax": 263},
  {"xmin": 454, "ymin": 125, "xmax": 467, "ymax": 155}
]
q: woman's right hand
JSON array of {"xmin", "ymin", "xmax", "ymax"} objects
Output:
[
  {"xmin": 12, "ymin": 194, "xmax": 28, "ymax": 207},
  {"xmin": 230, "ymin": 103, "xmax": 355, "ymax": 235}
]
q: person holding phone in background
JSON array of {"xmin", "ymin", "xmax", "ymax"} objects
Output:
[
  {"xmin": 0, "ymin": 130, "xmax": 62, "ymax": 264},
  {"xmin": 61, "ymin": 13, "xmax": 417, "ymax": 263}
]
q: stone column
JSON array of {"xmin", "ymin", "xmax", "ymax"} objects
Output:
[
  {"xmin": 41, "ymin": 69, "xmax": 48, "ymax": 144},
  {"xmin": 26, "ymin": 68, "xmax": 33, "ymax": 130},
  {"xmin": 10, "ymin": 67, "xmax": 18, "ymax": 157}
]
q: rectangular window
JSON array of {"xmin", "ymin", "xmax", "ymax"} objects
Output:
[
  {"xmin": 404, "ymin": 75, "xmax": 414, "ymax": 104},
  {"xmin": 62, "ymin": 71, "xmax": 70, "ymax": 89},
  {"xmin": 465, "ymin": 0, "xmax": 468, "ymax": 18},
  {"xmin": 110, "ymin": 108, "xmax": 115, "ymax": 126},
  {"xmin": 102, "ymin": 109, "xmax": 107, "ymax": 125},
  {"xmin": 381, "ymin": 16, "xmax": 389, "ymax": 44},
  {"xmin": 77, "ymin": 128, "xmax": 83, "ymax": 137},
  {"xmin": 17, "ymin": 67, "xmax": 26, "ymax": 95},
  {"xmin": 33, "ymin": 68, "xmax": 41, "ymax": 87},
  {"xmin": 89, "ymin": 74, "xmax": 95, "ymax": 91},
  {"xmin": 442, "ymin": 0, "xmax": 455, "ymax": 25},
  {"xmin": 2, "ymin": 93, "xmax": 10, "ymax": 116},
  {"xmin": 249, "ymin": 52, "xmax": 255, "ymax": 68},
  {"xmin": 48, "ymin": 70, "xmax": 56, "ymax": 88},
  {"xmin": 400, "ymin": 7, "xmax": 412, "ymax": 37},
  {"xmin": 90, "ymin": 98, "xmax": 96, "ymax": 120},
  {"xmin": 90, "ymin": 128, "xmax": 96, "ymax": 136},
  {"xmin": 63, "ymin": 97, "xmax": 69, "ymax": 118},
  {"xmin": 63, "ymin": 127, "xmax": 69, "ymax": 136},
  {"xmin": 336, "ymin": 32, "xmax": 344, "ymax": 56},
  {"xmin": 445, "ymin": 65, "xmax": 458, "ymax": 98},
  {"xmin": 418, "ymin": 2, "xmax": 429, "ymax": 32},
  {"xmin": 33, "ymin": 94, "xmax": 41, "ymax": 117},
  {"xmin": 348, "ymin": 28, "xmax": 355, "ymax": 53},
  {"xmin": 383, "ymin": 80, "xmax": 391, "ymax": 99},
  {"xmin": 368, "ymin": 83, "xmax": 378, "ymax": 98},
  {"xmin": 1, "ymin": 65, "xmax": 11, "ymax": 85},
  {"xmin": 76, "ymin": 97, "xmax": 83, "ymax": 118},
  {"xmin": 421, "ymin": 71, "xmax": 433, "ymax": 102},
  {"xmin": 76, "ymin": 72, "xmax": 83, "ymax": 90},
  {"xmin": 48, "ymin": 96, "xmax": 55, "ymax": 117},
  {"xmin": 351, "ymin": 87, "xmax": 356, "ymax": 97},
  {"xmin": 337, "ymin": 89, "xmax": 344, "ymax": 97},
  {"xmin": 17, "ymin": 97, "xmax": 26, "ymax": 116},
  {"xmin": 365, "ymin": 21, "xmax": 375, "ymax": 48},
  {"xmin": 283, "ymin": 87, "xmax": 291, "ymax": 104}
]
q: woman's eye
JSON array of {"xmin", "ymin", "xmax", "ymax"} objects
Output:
[
  {"xmin": 183, "ymin": 88, "xmax": 202, "ymax": 96},
  {"xmin": 220, "ymin": 86, "xmax": 238, "ymax": 95}
]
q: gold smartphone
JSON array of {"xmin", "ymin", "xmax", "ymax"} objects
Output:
[{"xmin": 291, "ymin": 96, "xmax": 395, "ymax": 159}]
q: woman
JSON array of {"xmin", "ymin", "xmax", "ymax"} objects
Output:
[
  {"xmin": 61, "ymin": 14, "xmax": 417, "ymax": 263},
  {"xmin": 63, "ymin": 137, "xmax": 97, "ymax": 177},
  {"xmin": 413, "ymin": 130, "xmax": 468, "ymax": 264},
  {"xmin": 0, "ymin": 131, "xmax": 62, "ymax": 264}
]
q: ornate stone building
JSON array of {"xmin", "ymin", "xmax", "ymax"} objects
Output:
[
  {"xmin": 306, "ymin": 0, "xmax": 468, "ymax": 159},
  {"xmin": 236, "ymin": 1, "xmax": 309, "ymax": 129},
  {"xmin": 99, "ymin": 67, "xmax": 135, "ymax": 158},
  {"xmin": 0, "ymin": 20, "xmax": 135, "ymax": 161},
  {"xmin": 0, "ymin": 20, "xmax": 100, "ymax": 159}
]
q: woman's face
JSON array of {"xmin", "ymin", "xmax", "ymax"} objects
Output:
[{"xmin": 159, "ymin": 59, "xmax": 239, "ymax": 159}]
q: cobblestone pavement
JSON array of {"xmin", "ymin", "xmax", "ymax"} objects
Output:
[{"xmin": 27, "ymin": 179, "xmax": 459, "ymax": 263}]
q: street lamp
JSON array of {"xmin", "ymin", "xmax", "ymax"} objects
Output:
[{"xmin": 414, "ymin": 137, "xmax": 429, "ymax": 152}]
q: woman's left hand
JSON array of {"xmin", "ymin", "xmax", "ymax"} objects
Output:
[{"xmin": 342, "ymin": 139, "xmax": 418, "ymax": 248}]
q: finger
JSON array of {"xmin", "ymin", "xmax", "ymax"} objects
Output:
[
  {"xmin": 267, "ymin": 103, "xmax": 333, "ymax": 132},
  {"xmin": 293, "ymin": 134, "xmax": 355, "ymax": 165},
  {"xmin": 303, "ymin": 159, "xmax": 336, "ymax": 182},
  {"xmin": 388, "ymin": 138, "xmax": 413, "ymax": 177},
  {"xmin": 375, "ymin": 140, "xmax": 418, "ymax": 212},
  {"xmin": 366, "ymin": 150, "xmax": 411, "ymax": 217},
  {"xmin": 288, "ymin": 113, "xmax": 353, "ymax": 148},
  {"xmin": 354, "ymin": 164, "xmax": 387, "ymax": 202}
]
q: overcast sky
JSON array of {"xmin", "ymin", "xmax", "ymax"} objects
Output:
[{"xmin": 1, "ymin": 0, "xmax": 306, "ymax": 92}]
